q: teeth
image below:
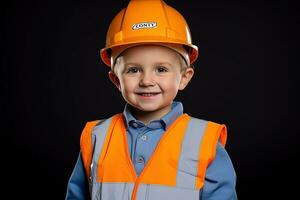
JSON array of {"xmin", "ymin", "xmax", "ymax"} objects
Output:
[
  {"xmin": 142, "ymin": 93, "xmax": 154, "ymax": 96},
  {"xmin": 139, "ymin": 93, "xmax": 157, "ymax": 96}
]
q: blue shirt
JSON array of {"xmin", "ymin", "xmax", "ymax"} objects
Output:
[{"xmin": 65, "ymin": 101, "xmax": 237, "ymax": 200}]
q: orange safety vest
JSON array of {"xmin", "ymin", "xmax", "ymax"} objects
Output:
[{"xmin": 80, "ymin": 113, "xmax": 227, "ymax": 200}]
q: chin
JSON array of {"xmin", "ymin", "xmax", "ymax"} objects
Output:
[
  {"xmin": 138, "ymin": 106, "xmax": 159, "ymax": 112},
  {"xmin": 132, "ymin": 103, "xmax": 160, "ymax": 112}
]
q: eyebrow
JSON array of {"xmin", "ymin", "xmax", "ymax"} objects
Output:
[
  {"xmin": 155, "ymin": 62, "xmax": 173, "ymax": 67},
  {"xmin": 124, "ymin": 62, "xmax": 173, "ymax": 67},
  {"xmin": 124, "ymin": 62, "xmax": 142, "ymax": 67}
]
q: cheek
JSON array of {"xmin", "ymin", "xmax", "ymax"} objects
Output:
[
  {"xmin": 171, "ymin": 73, "xmax": 182, "ymax": 85},
  {"xmin": 120, "ymin": 77, "xmax": 137, "ymax": 91},
  {"xmin": 161, "ymin": 76, "xmax": 181, "ymax": 91}
]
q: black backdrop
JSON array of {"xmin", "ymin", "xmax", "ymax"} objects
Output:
[{"xmin": 1, "ymin": 0, "xmax": 298, "ymax": 199}]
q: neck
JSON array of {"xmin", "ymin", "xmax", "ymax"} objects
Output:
[{"xmin": 131, "ymin": 104, "xmax": 172, "ymax": 125}]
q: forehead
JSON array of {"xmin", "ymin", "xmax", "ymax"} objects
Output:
[{"xmin": 120, "ymin": 45, "xmax": 179, "ymax": 64}]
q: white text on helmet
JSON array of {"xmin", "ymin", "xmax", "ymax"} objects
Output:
[{"xmin": 132, "ymin": 22, "xmax": 157, "ymax": 30}]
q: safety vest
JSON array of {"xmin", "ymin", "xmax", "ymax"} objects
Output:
[{"xmin": 80, "ymin": 113, "xmax": 227, "ymax": 200}]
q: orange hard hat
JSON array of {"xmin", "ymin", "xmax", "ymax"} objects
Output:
[{"xmin": 100, "ymin": 0, "xmax": 199, "ymax": 67}]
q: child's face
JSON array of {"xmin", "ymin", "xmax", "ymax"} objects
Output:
[{"xmin": 109, "ymin": 45, "xmax": 194, "ymax": 117}]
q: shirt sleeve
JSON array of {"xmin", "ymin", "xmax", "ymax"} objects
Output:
[
  {"xmin": 200, "ymin": 143, "xmax": 237, "ymax": 200},
  {"xmin": 65, "ymin": 152, "xmax": 90, "ymax": 200}
]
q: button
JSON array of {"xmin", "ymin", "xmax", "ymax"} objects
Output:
[
  {"xmin": 132, "ymin": 122, "xmax": 138, "ymax": 128},
  {"xmin": 137, "ymin": 156, "xmax": 144, "ymax": 164},
  {"xmin": 141, "ymin": 135, "xmax": 147, "ymax": 141}
]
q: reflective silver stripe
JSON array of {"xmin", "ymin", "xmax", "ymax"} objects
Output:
[
  {"xmin": 141, "ymin": 184, "xmax": 200, "ymax": 200},
  {"xmin": 90, "ymin": 117, "xmax": 113, "ymax": 196},
  {"xmin": 91, "ymin": 182, "xmax": 134, "ymax": 200},
  {"xmin": 91, "ymin": 183, "xmax": 199, "ymax": 200},
  {"xmin": 135, "ymin": 184, "xmax": 149, "ymax": 199},
  {"xmin": 176, "ymin": 117, "xmax": 208, "ymax": 189},
  {"xmin": 91, "ymin": 118, "xmax": 113, "ymax": 166}
]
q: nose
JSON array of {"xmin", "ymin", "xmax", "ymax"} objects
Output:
[{"xmin": 139, "ymin": 72, "xmax": 155, "ymax": 87}]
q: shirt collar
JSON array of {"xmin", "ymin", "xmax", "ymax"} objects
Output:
[
  {"xmin": 161, "ymin": 101, "xmax": 183, "ymax": 129},
  {"xmin": 122, "ymin": 101, "xmax": 184, "ymax": 130}
]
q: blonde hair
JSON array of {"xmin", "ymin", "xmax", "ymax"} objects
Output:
[{"xmin": 112, "ymin": 46, "xmax": 192, "ymax": 74}]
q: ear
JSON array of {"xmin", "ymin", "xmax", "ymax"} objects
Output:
[
  {"xmin": 179, "ymin": 67, "xmax": 194, "ymax": 90},
  {"xmin": 108, "ymin": 71, "xmax": 121, "ymax": 91}
]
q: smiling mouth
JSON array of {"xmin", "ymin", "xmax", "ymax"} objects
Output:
[{"xmin": 136, "ymin": 92, "xmax": 161, "ymax": 97}]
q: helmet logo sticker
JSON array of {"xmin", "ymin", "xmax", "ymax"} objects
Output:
[{"xmin": 132, "ymin": 22, "xmax": 157, "ymax": 30}]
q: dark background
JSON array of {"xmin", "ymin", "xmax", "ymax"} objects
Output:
[{"xmin": 1, "ymin": 0, "xmax": 298, "ymax": 199}]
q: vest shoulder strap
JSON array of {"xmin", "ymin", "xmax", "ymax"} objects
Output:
[
  {"xmin": 80, "ymin": 120, "xmax": 100, "ymax": 179},
  {"xmin": 195, "ymin": 120, "xmax": 227, "ymax": 189},
  {"xmin": 79, "ymin": 114, "xmax": 122, "ymax": 180}
]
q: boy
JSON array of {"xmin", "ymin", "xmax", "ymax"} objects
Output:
[{"xmin": 65, "ymin": 0, "xmax": 237, "ymax": 199}]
